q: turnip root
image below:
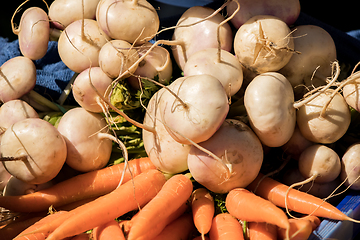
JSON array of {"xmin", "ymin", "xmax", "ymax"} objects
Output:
[
  {"xmin": 233, "ymin": 15, "xmax": 295, "ymax": 73},
  {"xmin": 282, "ymin": 167, "xmax": 343, "ymax": 200},
  {"xmin": 279, "ymin": 25, "xmax": 337, "ymax": 98},
  {"xmin": 340, "ymin": 142, "xmax": 360, "ymax": 190},
  {"xmin": 14, "ymin": 6, "xmax": 50, "ymax": 60},
  {"xmin": 0, "ymin": 56, "xmax": 37, "ymax": 103},
  {"xmin": 72, "ymin": 67, "xmax": 113, "ymax": 113},
  {"xmin": 183, "ymin": 48, "xmax": 243, "ymax": 97},
  {"xmin": 143, "ymin": 88, "xmax": 191, "ymax": 174},
  {"xmin": 96, "ymin": 0, "xmax": 159, "ymax": 43},
  {"xmin": 187, "ymin": 119, "xmax": 263, "ymax": 193},
  {"xmin": 57, "ymin": 19, "xmax": 110, "ymax": 73},
  {"xmin": 172, "ymin": 6, "xmax": 233, "ymax": 70},
  {"xmin": 244, "ymin": 72, "xmax": 296, "ymax": 147},
  {"xmin": 127, "ymin": 42, "xmax": 173, "ymax": 89},
  {"xmin": 158, "ymin": 74, "xmax": 229, "ymax": 145},
  {"xmin": 298, "ymin": 144, "xmax": 341, "ymax": 183},
  {"xmin": 296, "ymin": 89, "xmax": 351, "ymax": 144},
  {"xmin": 98, "ymin": 39, "xmax": 139, "ymax": 79},
  {"xmin": 0, "ymin": 164, "xmax": 11, "ymax": 191},
  {"xmin": 0, "ymin": 118, "xmax": 67, "ymax": 184},
  {"xmin": 226, "ymin": 0, "xmax": 301, "ymax": 29},
  {"xmin": 57, "ymin": 107, "xmax": 113, "ymax": 172},
  {"xmin": 2, "ymin": 176, "xmax": 53, "ymax": 196},
  {"xmin": 49, "ymin": 0, "xmax": 100, "ymax": 29}
]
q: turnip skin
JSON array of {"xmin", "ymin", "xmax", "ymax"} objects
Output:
[
  {"xmin": 298, "ymin": 144, "xmax": 341, "ymax": 183},
  {"xmin": 159, "ymin": 74, "xmax": 229, "ymax": 145},
  {"xmin": 98, "ymin": 40, "xmax": 139, "ymax": 79},
  {"xmin": 0, "ymin": 56, "xmax": 37, "ymax": 103},
  {"xmin": 72, "ymin": 67, "xmax": 113, "ymax": 113},
  {"xmin": 18, "ymin": 7, "xmax": 50, "ymax": 60},
  {"xmin": 128, "ymin": 42, "xmax": 173, "ymax": 89},
  {"xmin": 143, "ymin": 89, "xmax": 191, "ymax": 174},
  {"xmin": 226, "ymin": 0, "xmax": 301, "ymax": 29},
  {"xmin": 96, "ymin": 0, "xmax": 159, "ymax": 43},
  {"xmin": 340, "ymin": 143, "xmax": 360, "ymax": 190},
  {"xmin": 279, "ymin": 25, "xmax": 337, "ymax": 98},
  {"xmin": 343, "ymin": 76, "xmax": 360, "ymax": 112},
  {"xmin": 1, "ymin": 118, "xmax": 67, "ymax": 184},
  {"xmin": 3, "ymin": 176, "xmax": 53, "ymax": 196},
  {"xmin": 49, "ymin": 0, "xmax": 100, "ymax": 30},
  {"xmin": 187, "ymin": 119, "xmax": 263, "ymax": 194},
  {"xmin": 233, "ymin": 15, "xmax": 294, "ymax": 74},
  {"xmin": 244, "ymin": 72, "xmax": 296, "ymax": 147},
  {"xmin": 57, "ymin": 19, "xmax": 110, "ymax": 73},
  {"xmin": 296, "ymin": 89, "xmax": 351, "ymax": 144},
  {"xmin": 183, "ymin": 48, "xmax": 243, "ymax": 97},
  {"xmin": 281, "ymin": 125, "xmax": 314, "ymax": 160},
  {"xmin": 172, "ymin": 6, "xmax": 233, "ymax": 70},
  {"xmin": 0, "ymin": 164, "xmax": 11, "ymax": 191},
  {"xmin": 57, "ymin": 107, "xmax": 113, "ymax": 172}
]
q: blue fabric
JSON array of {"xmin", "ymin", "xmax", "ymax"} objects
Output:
[{"xmin": 0, "ymin": 38, "xmax": 75, "ymax": 104}]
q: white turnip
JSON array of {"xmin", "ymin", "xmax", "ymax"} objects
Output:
[
  {"xmin": 142, "ymin": 88, "xmax": 191, "ymax": 174},
  {"xmin": 298, "ymin": 144, "xmax": 341, "ymax": 183},
  {"xmin": 342, "ymin": 71, "xmax": 360, "ymax": 112},
  {"xmin": 233, "ymin": 15, "xmax": 295, "ymax": 73},
  {"xmin": 244, "ymin": 72, "xmax": 296, "ymax": 147},
  {"xmin": 0, "ymin": 164, "xmax": 11, "ymax": 192},
  {"xmin": 72, "ymin": 67, "xmax": 113, "ymax": 113},
  {"xmin": 183, "ymin": 48, "xmax": 243, "ymax": 97},
  {"xmin": 96, "ymin": 0, "xmax": 159, "ymax": 43},
  {"xmin": 158, "ymin": 74, "xmax": 229, "ymax": 145},
  {"xmin": 172, "ymin": 6, "xmax": 233, "ymax": 70},
  {"xmin": 0, "ymin": 118, "xmax": 67, "ymax": 184},
  {"xmin": 2, "ymin": 176, "xmax": 53, "ymax": 196},
  {"xmin": 57, "ymin": 107, "xmax": 113, "ymax": 172},
  {"xmin": 281, "ymin": 125, "xmax": 314, "ymax": 160},
  {"xmin": 14, "ymin": 6, "xmax": 50, "ymax": 60},
  {"xmin": 296, "ymin": 89, "xmax": 351, "ymax": 144},
  {"xmin": 340, "ymin": 142, "xmax": 360, "ymax": 190},
  {"xmin": 0, "ymin": 56, "xmax": 37, "ymax": 103},
  {"xmin": 226, "ymin": 0, "xmax": 301, "ymax": 29},
  {"xmin": 57, "ymin": 19, "xmax": 110, "ymax": 73},
  {"xmin": 187, "ymin": 119, "xmax": 263, "ymax": 193},
  {"xmin": 49, "ymin": 0, "xmax": 100, "ymax": 29},
  {"xmin": 98, "ymin": 39, "xmax": 139, "ymax": 79},
  {"xmin": 279, "ymin": 25, "xmax": 337, "ymax": 98},
  {"xmin": 127, "ymin": 42, "xmax": 173, "ymax": 89}
]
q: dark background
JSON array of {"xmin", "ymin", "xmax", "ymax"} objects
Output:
[{"xmin": 0, "ymin": 0, "xmax": 358, "ymax": 41}]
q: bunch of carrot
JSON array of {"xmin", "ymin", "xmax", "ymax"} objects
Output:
[{"xmin": 0, "ymin": 157, "xmax": 355, "ymax": 240}]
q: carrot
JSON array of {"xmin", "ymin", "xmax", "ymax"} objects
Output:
[
  {"xmin": 225, "ymin": 188, "xmax": 290, "ymax": 239},
  {"xmin": 193, "ymin": 236, "xmax": 210, "ymax": 240},
  {"xmin": 301, "ymin": 215, "xmax": 321, "ymax": 230},
  {"xmin": 209, "ymin": 212, "xmax": 244, "ymax": 240},
  {"xmin": 25, "ymin": 169, "xmax": 166, "ymax": 240},
  {"xmin": 248, "ymin": 222, "xmax": 277, "ymax": 240},
  {"xmin": 246, "ymin": 173, "xmax": 354, "ymax": 221},
  {"xmin": 0, "ymin": 215, "xmax": 43, "ymax": 240},
  {"xmin": 92, "ymin": 219, "xmax": 125, "ymax": 240},
  {"xmin": 0, "ymin": 157, "xmax": 155, "ymax": 213},
  {"xmin": 127, "ymin": 174, "xmax": 193, "ymax": 240},
  {"xmin": 277, "ymin": 218, "xmax": 313, "ymax": 240},
  {"xmin": 190, "ymin": 188, "xmax": 215, "ymax": 239},
  {"xmin": 14, "ymin": 211, "xmax": 70, "ymax": 240},
  {"xmin": 150, "ymin": 213, "xmax": 195, "ymax": 240}
]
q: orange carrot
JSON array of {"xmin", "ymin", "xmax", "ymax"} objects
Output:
[
  {"xmin": 247, "ymin": 173, "xmax": 353, "ymax": 221},
  {"xmin": 301, "ymin": 215, "xmax": 321, "ymax": 230},
  {"xmin": 150, "ymin": 213, "xmax": 195, "ymax": 240},
  {"xmin": 92, "ymin": 219, "xmax": 125, "ymax": 240},
  {"xmin": 190, "ymin": 188, "xmax": 215, "ymax": 239},
  {"xmin": 277, "ymin": 218, "xmax": 313, "ymax": 240},
  {"xmin": 127, "ymin": 174, "xmax": 193, "ymax": 240},
  {"xmin": 209, "ymin": 212, "xmax": 244, "ymax": 240},
  {"xmin": 226, "ymin": 188, "xmax": 290, "ymax": 239},
  {"xmin": 27, "ymin": 169, "xmax": 166, "ymax": 240},
  {"xmin": 248, "ymin": 222, "xmax": 277, "ymax": 240},
  {"xmin": 0, "ymin": 215, "xmax": 43, "ymax": 240},
  {"xmin": 0, "ymin": 157, "xmax": 155, "ymax": 213}
]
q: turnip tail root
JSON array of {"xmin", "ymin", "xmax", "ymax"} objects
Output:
[{"xmin": 11, "ymin": 0, "xmax": 50, "ymax": 35}]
